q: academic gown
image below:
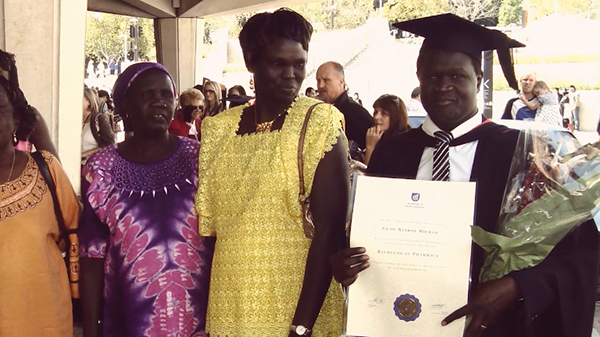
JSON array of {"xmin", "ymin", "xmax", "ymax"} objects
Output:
[{"xmin": 367, "ymin": 120, "xmax": 599, "ymax": 337}]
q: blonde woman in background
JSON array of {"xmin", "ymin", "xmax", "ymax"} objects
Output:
[
  {"xmin": 81, "ymin": 87, "xmax": 114, "ymax": 163},
  {"xmin": 203, "ymin": 80, "xmax": 224, "ymax": 117}
]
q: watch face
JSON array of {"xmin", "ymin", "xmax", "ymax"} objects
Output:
[{"xmin": 295, "ymin": 326, "xmax": 307, "ymax": 335}]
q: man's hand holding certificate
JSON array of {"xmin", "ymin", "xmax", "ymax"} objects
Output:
[{"xmin": 340, "ymin": 176, "xmax": 476, "ymax": 337}]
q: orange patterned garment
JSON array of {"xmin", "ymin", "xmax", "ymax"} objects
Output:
[{"xmin": 0, "ymin": 151, "xmax": 80, "ymax": 337}]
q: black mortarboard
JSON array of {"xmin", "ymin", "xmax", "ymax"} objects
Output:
[{"xmin": 393, "ymin": 14, "xmax": 525, "ymax": 90}]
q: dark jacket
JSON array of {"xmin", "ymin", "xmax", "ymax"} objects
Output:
[
  {"xmin": 90, "ymin": 110, "xmax": 115, "ymax": 148},
  {"xmin": 332, "ymin": 91, "xmax": 372, "ymax": 149}
]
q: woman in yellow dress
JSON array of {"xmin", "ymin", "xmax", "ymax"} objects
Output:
[
  {"xmin": 0, "ymin": 75, "xmax": 80, "ymax": 336},
  {"xmin": 195, "ymin": 8, "xmax": 349, "ymax": 337}
]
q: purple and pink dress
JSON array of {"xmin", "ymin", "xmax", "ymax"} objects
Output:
[{"xmin": 79, "ymin": 137, "xmax": 213, "ymax": 337}]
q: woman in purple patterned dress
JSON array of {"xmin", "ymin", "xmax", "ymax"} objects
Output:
[{"xmin": 79, "ymin": 63, "xmax": 214, "ymax": 337}]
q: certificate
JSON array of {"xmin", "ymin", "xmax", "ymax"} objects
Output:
[{"xmin": 345, "ymin": 175, "xmax": 476, "ymax": 337}]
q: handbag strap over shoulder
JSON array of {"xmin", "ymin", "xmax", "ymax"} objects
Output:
[
  {"xmin": 298, "ymin": 102, "xmax": 325, "ymax": 199},
  {"xmin": 31, "ymin": 151, "xmax": 72, "ymax": 245}
]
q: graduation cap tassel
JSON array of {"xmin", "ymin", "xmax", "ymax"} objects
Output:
[{"xmin": 497, "ymin": 47, "xmax": 520, "ymax": 91}]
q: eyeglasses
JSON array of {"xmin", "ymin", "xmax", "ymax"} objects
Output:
[{"xmin": 186, "ymin": 105, "xmax": 204, "ymax": 111}]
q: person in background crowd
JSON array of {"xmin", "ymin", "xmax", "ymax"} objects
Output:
[
  {"xmin": 196, "ymin": 8, "xmax": 348, "ymax": 336},
  {"xmin": 567, "ymin": 85, "xmax": 581, "ymax": 131},
  {"xmin": 331, "ymin": 13, "xmax": 598, "ymax": 337},
  {"xmin": 1, "ymin": 49, "xmax": 58, "ymax": 157},
  {"xmin": 97, "ymin": 61, "xmax": 105, "ymax": 78},
  {"xmin": 364, "ymin": 94, "xmax": 410, "ymax": 165},
  {"xmin": 316, "ymin": 61, "xmax": 372, "ymax": 151},
  {"xmin": 109, "ymin": 60, "xmax": 116, "ymax": 75},
  {"xmin": 79, "ymin": 63, "xmax": 214, "ymax": 337},
  {"xmin": 353, "ymin": 92, "xmax": 363, "ymax": 106},
  {"xmin": 0, "ymin": 75, "xmax": 80, "ymax": 337},
  {"xmin": 501, "ymin": 70, "xmax": 537, "ymax": 120},
  {"xmin": 81, "ymin": 87, "xmax": 115, "ymax": 164},
  {"xmin": 203, "ymin": 80, "xmax": 224, "ymax": 117},
  {"xmin": 87, "ymin": 60, "xmax": 95, "ymax": 79},
  {"xmin": 97, "ymin": 89, "xmax": 113, "ymax": 116},
  {"xmin": 116, "ymin": 58, "xmax": 122, "ymax": 75},
  {"xmin": 169, "ymin": 87, "xmax": 204, "ymax": 140},
  {"xmin": 226, "ymin": 84, "xmax": 253, "ymax": 108},
  {"xmin": 305, "ymin": 86, "xmax": 317, "ymax": 98},
  {"xmin": 554, "ymin": 87, "xmax": 564, "ymax": 116},
  {"xmin": 518, "ymin": 80, "xmax": 562, "ymax": 126},
  {"xmin": 98, "ymin": 89, "xmax": 122, "ymax": 135},
  {"xmin": 554, "ymin": 87, "xmax": 563, "ymax": 105},
  {"xmin": 406, "ymin": 86, "xmax": 427, "ymax": 115},
  {"xmin": 228, "ymin": 85, "xmax": 246, "ymax": 97}
]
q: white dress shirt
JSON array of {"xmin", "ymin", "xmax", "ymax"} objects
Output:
[{"xmin": 416, "ymin": 113, "xmax": 483, "ymax": 182}]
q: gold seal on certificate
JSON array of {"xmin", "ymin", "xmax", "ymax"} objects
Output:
[{"xmin": 394, "ymin": 294, "xmax": 421, "ymax": 321}]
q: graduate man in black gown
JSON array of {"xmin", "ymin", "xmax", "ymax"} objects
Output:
[{"xmin": 330, "ymin": 14, "xmax": 599, "ymax": 337}]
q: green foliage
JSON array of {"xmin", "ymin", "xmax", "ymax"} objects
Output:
[
  {"xmin": 203, "ymin": 15, "xmax": 238, "ymax": 42},
  {"xmin": 292, "ymin": 0, "xmax": 373, "ymax": 30},
  {"xmin": 204, "ymin": 0, "xmax": 373, "ymax": 41},
  {"xmin": 373, "ymin": 0, "xmax": 390, "ymax": 9},
  {"xmin": 498, "ymin": 0, "xmax": 522, "ymax": 26},
  {"xmin": 291, "ymin": 2, "xmax": 330, "ymax": 30},
  {"xmin": 85, "ymin": 12, "xmax": 155, "ymax": 62},
  {"xmin": 525, "ymin": 0, "xmax": 599, "ymax": 19},
  {"xmin": 137, "ymin": 18, "xmax": 156, "ymax": 61},
  {"xmin": 382, "ymin": 0, "xmax": 449, "ymax": 23}
]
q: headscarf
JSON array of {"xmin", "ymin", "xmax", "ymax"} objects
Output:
[{"xmin": 112, "ymin": 62, "xmax": 177, "ymax": 118}]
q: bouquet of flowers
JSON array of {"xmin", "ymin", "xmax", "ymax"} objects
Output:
[{"xmin": 471, "ymin": 123, "xmax": 600, "ymax": 282}]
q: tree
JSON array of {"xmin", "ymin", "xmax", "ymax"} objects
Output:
[
  {"xmin": 448, "ymin": 0, "xmax": 502, "ymax": 22},
  {"xmin": 85, "ymin": 12, "xmax": 156, "ymax": 63},
  {"xmin": 333, "ymin": 0, "xmax": 374, "ymax": 29},
  {"xmin": 136, "ymin": 18, "xmax": 156, "ymax": 61},
  {"xmin": 524, "ymin": 0, "xmax": 597, "ymax": 19},
  {"xmin": 382, "ymin": 0, "xmax": 449, "ymax": 23},
  {"xmin": 292, "ymin": 0, "xmax": 373, "ymax": 30},
  {"xmin": 498, "ymin": 0, "xmax": 522, "ymax": 26}
]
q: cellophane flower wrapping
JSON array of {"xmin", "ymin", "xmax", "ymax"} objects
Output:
[{"xmin": 472, "ymin": 123, "xmax": 600, "ymax": 283}]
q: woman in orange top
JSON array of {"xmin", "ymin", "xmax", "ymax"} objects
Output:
[{"xmin": 0, "ymin": 75, "xmax": 80, "ymax": 336}]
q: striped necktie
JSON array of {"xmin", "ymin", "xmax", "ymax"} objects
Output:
[{"xmin": 433, "ymin": 130, "xmax": 453, "ymax": 181}]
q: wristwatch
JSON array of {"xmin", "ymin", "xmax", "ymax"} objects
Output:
[{"xmin": 290, "ymin": 324, "xmax": 312, "ymax": 336}]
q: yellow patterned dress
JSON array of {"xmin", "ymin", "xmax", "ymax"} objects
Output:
[{"xmin": 196, "ymin": 96, "xmax": 345, "ymax": 336}]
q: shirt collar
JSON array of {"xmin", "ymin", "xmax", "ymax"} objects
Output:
[
  {"xmin": 332, "ymin": 91, "xmax": 350, "ymax": 107},
  {"xmin": 422, "ymin": 112, "xmax": 483, "ymax": 139}
]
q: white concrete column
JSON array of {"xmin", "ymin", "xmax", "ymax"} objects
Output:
[
  {"xmin": 1, "ymin": 0, "xmax": 87, "ymax": 190},
  {"xmin": 156, "ymin": 17, "xmax": 203, "ymax": 93}
]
